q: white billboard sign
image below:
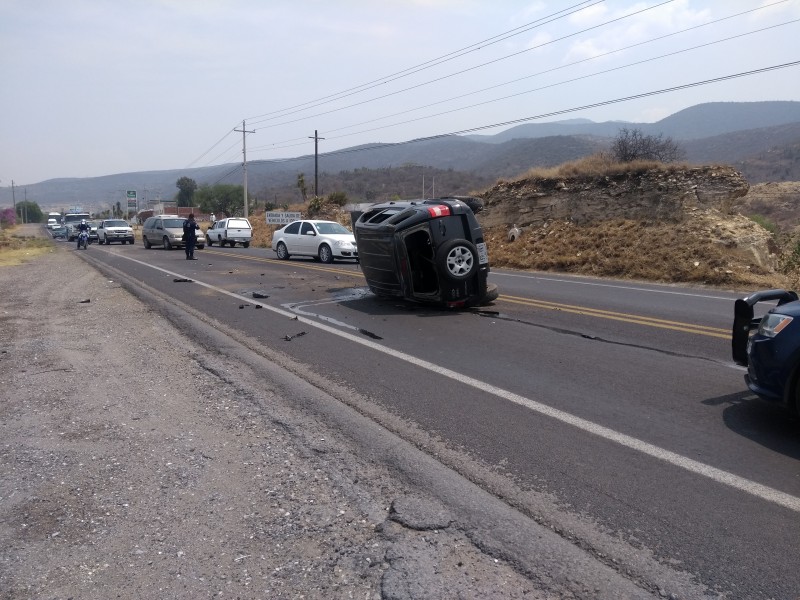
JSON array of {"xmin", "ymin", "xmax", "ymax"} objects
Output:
[{"xmin": 266, "ymin": 211, "xmax": 302, "ymax": 225}]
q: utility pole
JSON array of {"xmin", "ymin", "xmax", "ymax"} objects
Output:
[
  {"xmin": 235, "ymin": 120, "xmax": 255, "ymax": 218},
  {"xmin": 11, "ymin": 180, "xmax": 16, "ymax": 222},
  {"xmin": 309, "ymin": 130, "xmax": 325, "ymax": 198}
]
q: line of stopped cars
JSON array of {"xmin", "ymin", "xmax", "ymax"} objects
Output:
[{"xmin": 271, "ymin": 196, "xmax": 498, "ymax": 308}]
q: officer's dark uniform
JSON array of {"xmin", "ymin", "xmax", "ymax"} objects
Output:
[{"xmin": 183, "ymin": 216, "xmax": 199, "ymax": 260}]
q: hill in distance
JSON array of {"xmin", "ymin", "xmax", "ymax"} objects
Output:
[{"xmin": 2, "ymin": 101, "xmax": 798, "ymax": 213}]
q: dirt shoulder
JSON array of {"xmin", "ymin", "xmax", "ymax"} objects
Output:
[{"xmin": 0, "ymin": 246, "xmax": 548, "ymax": 599}]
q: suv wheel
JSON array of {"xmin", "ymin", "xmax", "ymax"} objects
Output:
[
  {"xmin": 143, "ymin": 236, "xmax": 151, "ymax": 249},
  {"xmin": 163, "ymin": 237, "xmax": 172, "ymax": 250},
  {"xmin": 436, "ymin": 239, "xmax": 477, "ymax": 281},
  {"xmin": 206, "ymin": 235, "xmax": 213, "ymax": 247}
]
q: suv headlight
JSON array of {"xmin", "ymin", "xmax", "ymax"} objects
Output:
[{"xmin": 757, "ymin": 313, "xmax": 793, "ymax": 338}]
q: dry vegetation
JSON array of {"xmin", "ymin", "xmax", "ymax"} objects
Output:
[
  {"xmin": 0, "ymin": 226, "xmax": 54, "ymax": 266},
  {"xmin": 519, "ymin": 153, "xmax": 689, "ymax": 180},
  {"xmin": 483, "ymin": 219, "xmax": 788, "ymax": 290}
]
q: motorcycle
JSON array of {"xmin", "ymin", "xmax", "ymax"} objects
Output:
[{"xmin": 77, "ymin": 230, "xmax": 89, "ymax": 250}]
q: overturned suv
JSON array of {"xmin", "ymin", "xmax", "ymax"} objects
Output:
[{"xmin": 353, "ymin": 197, "xmax": 498, "ymax": 308}]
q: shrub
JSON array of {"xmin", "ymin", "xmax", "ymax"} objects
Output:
[
  {"xmin": 749, "ymin": 214, "xmax": 777, "ymax": 234},
  {"xmin": 0, "ymin": 208, "xmax": 15, "ymax": 227}
]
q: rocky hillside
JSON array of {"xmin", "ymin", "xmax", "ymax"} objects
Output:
[{"xmin": 475, "ymin": 164, "xmax": 796, "ymax": 291}]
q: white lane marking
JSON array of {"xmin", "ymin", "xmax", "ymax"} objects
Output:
[
  {"xmin": 495, "ymin": 271, "xmax": 736, "ymax": 301},
  {"xmin": 116, "ymin": 254, "xmax": 800, "ymax": 513}
]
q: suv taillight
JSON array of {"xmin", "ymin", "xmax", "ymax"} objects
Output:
[{"xmin": 427, "ymin": 205, "xmax": 451, "ymax": 218}]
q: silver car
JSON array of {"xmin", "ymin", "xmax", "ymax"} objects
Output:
[{"xmin": 142, "ymin": 215, "xmax": 205, "ymax": 250}]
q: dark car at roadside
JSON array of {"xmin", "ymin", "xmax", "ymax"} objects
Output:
[
  {"xmin": 732, "ymin": 288, "xmax": 800, "ymax": 415},
  {"xmin": 352, "ymin": 196, "xmax": 497, "ymax": 308}
]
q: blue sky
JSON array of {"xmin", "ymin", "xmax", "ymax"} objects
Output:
[{"xmin": 1, "ymin": 0, "xmax": 798, "ymax": 186}]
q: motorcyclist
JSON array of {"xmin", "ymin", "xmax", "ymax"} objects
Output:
[{"xmin": 77, "ymin": 219, "xmax": 90, "ymax": 248}]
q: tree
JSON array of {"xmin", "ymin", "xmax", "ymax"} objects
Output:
[
  {"xmin": 611, "ymin": 128, "xmax": 685, "ymax": 163},
  {"xmin": 195, "ymin": 183, "xmax": 244, "ymax": 217},
  {"xmin": 15, "ymin": 201, "xmax": 43, "ymax": 223},
  {"xmin": 176, "ymin": 176, "xmax": 198, "ymax": 207},
  {"xmin": 327, "ymin": 191, "xmax": 348, "ymax": 207},
  {"xmin": 296, "ymin": 173, "xmax": 308, "ymax": 202}
]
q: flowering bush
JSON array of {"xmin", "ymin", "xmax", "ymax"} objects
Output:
[{"xmin": 0, "ymin": 208, "xmax": 16, "ymax": 227}]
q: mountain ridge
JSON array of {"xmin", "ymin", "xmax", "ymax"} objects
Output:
[{"xmin": 2, "ymin": 101, "xmax": 798, "ymax": 212}]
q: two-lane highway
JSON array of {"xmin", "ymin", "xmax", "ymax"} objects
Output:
[{"xmin": 77, "ymin": 241, "xmax": 800, "ymax": 599}]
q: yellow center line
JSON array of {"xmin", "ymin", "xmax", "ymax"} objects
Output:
[
  {"xmin": 202, "ymin": 249, "xmax": 361, "ymax": 277},
  {"xmin": 499, "ymin": 294, "xmax": 730, "ymax": 339}
]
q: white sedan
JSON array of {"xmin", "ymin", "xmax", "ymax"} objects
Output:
[{"xmin": 271, "ymin": 220, "xmax": 358, "ymax": 263}]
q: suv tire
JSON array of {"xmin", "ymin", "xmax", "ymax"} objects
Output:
[{"xmin": 436, "ymin": 239, "xmax": 477, "ymax": 282}]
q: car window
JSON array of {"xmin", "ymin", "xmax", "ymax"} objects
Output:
[
  {"xmin": 360, "ymin": 207, "xmax": 403, "ymax": 224},
  {"xmin": 163, "ymin": 219, "xmax": 184, "ymax": 228},
  {"xmin": 314, "ymin": 222, "xmax": 350, "ymax": 235},
  {"xmin": 301, "ymin": 222, "xmax": 315, "ymax": 235},
  {"xmin": 106, "ymin": 220, "xmax": 128, "ymax": 227},
  {"xmin": 228, "ymin": 219, "xmax": 250, "ymax": 228},
  {"xmin": 284, "ymin": 222, "xmax": 300, "ymax": 235}
]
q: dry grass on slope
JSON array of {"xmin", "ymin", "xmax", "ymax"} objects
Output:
[{"xmin": 484, "ymin": 218, "xmax": 788, "ymax": 291}]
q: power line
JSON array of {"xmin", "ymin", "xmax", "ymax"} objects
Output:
[
  {"xmin": 243, "ymin": 62, "xmax": 800, "ymax": 168},
  {"xmin": 249, "ymin": 16, "xmax": 797, "ymax": 154},
  {"xmin": 243, "ymin": 1, "xmax": 603, "ymax": 123},
  {"xmin": 248, "ymin": 0, "xmax": 677, "ymax": 130}
]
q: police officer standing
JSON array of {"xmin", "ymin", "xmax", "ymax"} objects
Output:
[{"xmin": 183, "ymin": 213, "xmax": 199, "ymax": 260}]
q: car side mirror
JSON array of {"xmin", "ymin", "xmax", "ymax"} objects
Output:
[{"xmin": 305, "ymin": 231, "xmax": 316, "ymax": 236}]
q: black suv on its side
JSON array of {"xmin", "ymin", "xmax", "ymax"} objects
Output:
[{"xmin": 353, "ymin": 197, "xmax": 498, "ymax": 308}]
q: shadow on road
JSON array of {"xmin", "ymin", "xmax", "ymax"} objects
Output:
[{"xmin": 703, "ymin": 391, "xmax": 800, "ymax": 459}]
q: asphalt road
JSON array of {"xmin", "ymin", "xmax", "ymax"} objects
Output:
[{"xmin": 72, "ymin": 237, "xmax": 800, "ymax": 599}]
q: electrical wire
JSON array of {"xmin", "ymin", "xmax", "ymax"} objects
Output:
[
  {"xmin": 248, "ymin": 16, "xmax": 797, "ymax": 154},
  {"xmin": 243, "ymin": 0, "xmax": 603, "ymax": 123},
  {"xmin": 242, "ymin": 62, "xmax": 800, "ymax": 167},
  {"xmin": 247, "ymin": 0, "xmax": 678, "ymax": 130}
]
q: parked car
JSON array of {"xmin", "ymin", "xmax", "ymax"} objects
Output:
[
  {"xmin": 271, "ymin": 220, "xmax": 358, "ymax": 263},
  {"xmin": 732, "ymin": 288, "xmax": 800, "ymax": 415},
  {"xmin": 97, "ymin": 219, "xmax": 135, "ymax": 245},
  {"xmin": 206, "ymin": 217, "xmax": 252, "ymax": 247},
  {"xmin": 352, "ymin": 196, "xmax": 498, "ymax": 308},
  {"xmin": 141, "ymin": 215, "xmax": 204, "ymax": 250}
]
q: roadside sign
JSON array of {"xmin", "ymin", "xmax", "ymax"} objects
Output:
[
  {"xmin": 266, "ymin": 211, "xmax": 302, "ymax": 225},
  {"xmin": 126, "ymin": 190, "xmax": 137, "ymax": 210}
]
